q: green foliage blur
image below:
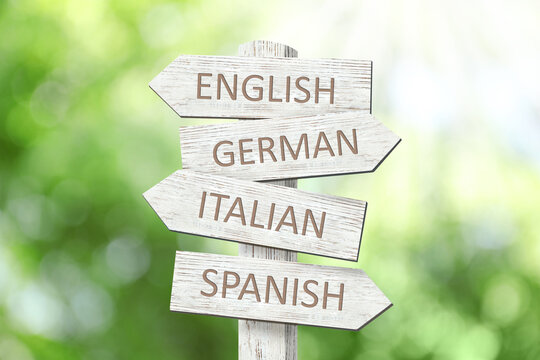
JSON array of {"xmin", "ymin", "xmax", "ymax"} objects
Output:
[{"xmin": 1, "ymin": 0, "xmax": 539, "ymax": 359}]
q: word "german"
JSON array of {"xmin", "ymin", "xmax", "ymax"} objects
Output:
[
  {"xmin": 213, "ymin": 129, "xmax": 359, "ymax": 167},
  {"xmin": 201, "ymin": 269, "xmax": 345, "ymax": 311},
  {"xmin": 197, "ymin": 74, "xmax": 335, "ymax": 104}
]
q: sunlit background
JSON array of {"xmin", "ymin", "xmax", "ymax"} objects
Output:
[{"xmin": 1, "ymin": 0, "xmax": 539, "ymax": 359}]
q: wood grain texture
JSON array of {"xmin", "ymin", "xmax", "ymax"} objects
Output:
[
  {"xmin": 149, "ymin": 55, "xmax": 372, "ymax": 119},
  {"xmin": 237, "ymin": 40, "xmax": 298, "ymax": 360},
  {"xmin": 170, "ymin": 251, "xmax": 392, "ymax": 330},
  {"xmin": 180, "ymin": 111, "xmax": 400, "ymax": 181},
  {"xmin": 143, "ymin": 170, "xmax": 366, "ymax": 261}
]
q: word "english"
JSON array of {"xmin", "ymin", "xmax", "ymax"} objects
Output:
[{"xmin": 197, "ymin": 73, "xmax": 335, "ymax": 104}]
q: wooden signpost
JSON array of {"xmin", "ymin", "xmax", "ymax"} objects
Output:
[
  {"xmin": 171, "ymin": 251, "xmax": 391, "ymax": 330},
  {"xmin": 236, "ymin": 42, "xmax": 300, "ymax": 360},
  {"xmin": 144, "ymin": 170, "xmax": 367, "ymax": 261},
  {"xmin": 145, "ymin": 40, "xmax": 400, "ymax": 359},
  {"xmin": 180, "ymin": 112, "xmax": 401, "ymax": 181}
]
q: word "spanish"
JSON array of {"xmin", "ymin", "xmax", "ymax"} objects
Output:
[{"xmin": 201, "ymin": 269, "xmax": 345, "ymax": 311}]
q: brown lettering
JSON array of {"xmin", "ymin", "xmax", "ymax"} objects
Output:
[
  {"xmin": 275, "ymin": 206, "xmax": 298, "ymax": 234},
  {"xmin": 213, "ymin": 140, "xmax": 234, "ymax": 167},
  {"xmin": 217, "ymin": 74, "xmax": 237, "ymax": 100},
  {"xmin": 294, "ymin": 76, "xmax": 310, "ymax": 103},
  {"xmin": 242, "ymin": 75, "xmax": 263, "ymax": 101},
  {"xmin": 197, "ymin": 73, "xmax": 212, "ymax": 99},
  {"xmin": 238, "ymin": 138, "xmax": 255, "ymax": 165},
  {"xmin": 315, "ymin": 77, "xmax": 335, "ymax": 104},
  {"xmin": 268, "ymin": 76, "xmax": 282, "ymax": 102},
  {"xmin": 222, "ymin": 271, "xmax": 240, "ymax": 298},
  {"xmin": 258, "ymin": 137, "xmax": 277, "ymax": 163},
  {"xmin": 280, "ymin": 134, "xmax": 309, "ymax": 161},
  {"xmin": 209, "ymin": 192, "xmax": 230, "ymax": 221},
  {"xmin": 200, "ymin": 269, "xmax": 218, "ymax": 297},
  {"xmin": 301, "ymin": 280, "xmax": 319, "ymax": 308},
  {"xmin": 323, "ymin": 282, "xmax": 344, "ymax": 311},
  {"xmin": 337, "ymin": 129, "xmax": 358, "ymax": 155},
  {"xmin": 250, "ymin": 200, "xmax": 264, "ymax": 229},
  {"xmin": 267, "ymin": 203, "xmax": 276, "ymax": 230},
  {"xmin": 265, "ymin": 276, "xmax": 287, "ymax": 304},
  {"xmin": 199, "ymin": 191, "xmax": 207, "ymax": 218},
  {"xmin": 302, "ymin": 209, "xmax": 326, "ymax": 238},
  {"xmin": 238, "ymin": 273, "xmax": 261, "ymax": 302},
  {"xmin": 223, "ymin": 197, "xmax": 246, "ymax": 225},
  {"xmin": 285, "ymin": 76, "xmax": 291, "ymax": 102},
  {"xmin": 292, "ymin": 278, "xmax": 299, "ymax": 306},
  {"xmin": 313, "ymin": 131, "xmax": 335, "ymax": 158}
]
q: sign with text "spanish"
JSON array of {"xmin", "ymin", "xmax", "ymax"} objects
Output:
[
  {"xmin": 170, "ymin": 251, "xmax": 391, "ymax": 330},
  {"xmin": 143, "ymin": 170, "xmax": 366, "ymax": 261},
  {"xmin": 149, "ymin": 55, "xmax": 372, "ymax": 119},
  {"xmin": 180, "ymin": 112, "xmax": 400, "ymax": 181}
]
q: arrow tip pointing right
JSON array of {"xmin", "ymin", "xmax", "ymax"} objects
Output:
[{"xmin": 351, "ymin": 269, "xmax": 393, "ymax": 331}]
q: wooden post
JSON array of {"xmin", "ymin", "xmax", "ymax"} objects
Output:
[{"xmin": 238, "ymin": 40, "xmax": 298, "ymax": 360}]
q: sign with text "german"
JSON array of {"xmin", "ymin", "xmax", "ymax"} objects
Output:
[
  {"xmin": 143, "ymin": 170, "xmax": 366, "ymax": 261},
  {"xmin": 180, "ymin": 112, "xmax": 400, "ymax": 181},
  {"xmin": 171, "ymin": 251, "xmax": 391, "ymax": 330},
  {"xmin": 149, "ymin": 55, "xmax": 372, "ymax": 119}
]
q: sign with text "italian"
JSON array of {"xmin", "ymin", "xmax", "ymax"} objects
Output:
[
  {"xmin": 180, "ymin": 112, "xmax": 400, "ymax": 181},
  {"xmin": 149, "ymin": 55, "xmax": 372, "ymax": 119},
  {"xmin": 143, "ymin": 170, "xmax": 366, "ymax": 261},
  {"xmin": 171, "ymin": 251, "xmax": 391, "ymax": 330}
]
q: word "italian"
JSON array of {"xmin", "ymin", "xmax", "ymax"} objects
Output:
[
  {"xmin": 197, "ymin": 73, "xmax": 335, "ymax": 104},
  {"xmin": 201, "ymin": 269, "xmax": 345, "ymax": 311},
  {"xmin": 198, "ymin": 192, "xmax": 326, "ymax": 238}
]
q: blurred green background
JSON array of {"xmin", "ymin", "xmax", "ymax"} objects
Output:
[{"xmin": 1, "ymin": 0, "xmax": 539, "ymax": 359}]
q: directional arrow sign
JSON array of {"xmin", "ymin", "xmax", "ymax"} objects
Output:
[
  {"xmin": 143, "ymin": 170, "xmax": 366, "ymax": 261},
  {"xmin": 180, "ymin": 112, "xmax": 400, "ymax": 181},
  {"xmin": 171, "ymin": 251, "xmax": 392, "ymax": 330},
  {"xmin": 149, "ymin": 55, "xmax": 372, "ymax": 119}
]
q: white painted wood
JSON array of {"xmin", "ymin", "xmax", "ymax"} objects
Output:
[
  {"xmin": 143, "ymin": 170, "xmax": 366, "ymax": 261},
  {"xmin": 237, "ymin": 40, "xmax": 298, "ymax": 360},
  {"xmin": 170, "ymin": 251, "xmax": 392, "ymax": 330},
  {"xmin": 180, "ymin": 112, "xmax": 400, "ymax": 181},
  {"xmin": 149, "ymin": 55, "xmax": 372, "ymax": 119}
]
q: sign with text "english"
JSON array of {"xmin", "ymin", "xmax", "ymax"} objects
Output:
[
  {"xmin": 143, "ymin": 170, "xmax": 366, "ymax": 261},
  {"xmin": 149, "ymin": 55, "xmax": 372, "ymax": 119},
  {"xmin": 180, "ymin": 112, "xmax": 400, "ymax": 181},
  {"xmin": 170, "ymin": 251, "xmax": 392, "ymax": 330}
]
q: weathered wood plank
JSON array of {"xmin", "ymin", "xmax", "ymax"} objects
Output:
[
  {"xmin": 149, "ymin": 55, "xmax": 372, "ymax": 119},
  {"xmin": 237, "ymin": 40, "xmax": 298, "ymax": 360},
  {"xmin": 143, "ymin": 170, "xmax": 366, "ymax": 261},
  {"xmin": 180, "ymin": 112, "xmax": 400, "ymax": 181},
  {"xmin": 170, "ymin": 251, "xmax": 392, "ymax": 330}
]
